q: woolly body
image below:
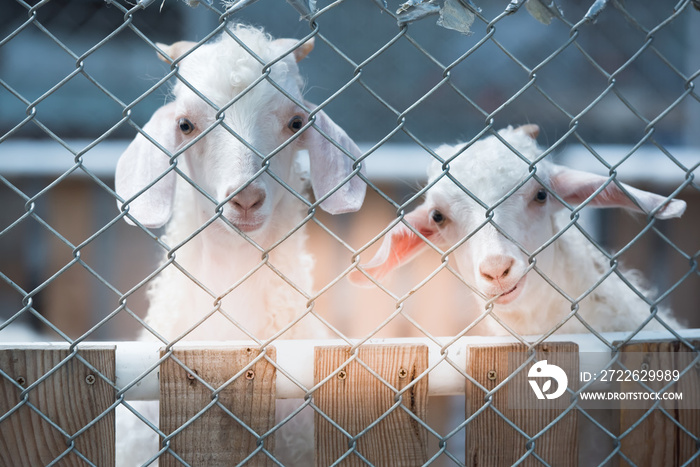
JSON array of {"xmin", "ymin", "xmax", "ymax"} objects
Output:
[{"xmin": 114, "ymin": 24, "xmax": 366, "ymax": 466}]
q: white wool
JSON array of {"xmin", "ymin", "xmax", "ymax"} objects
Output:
[
  {"xmin": 173, "ymin": 25, "xmax": 303, "ymax": 110},
  {"xmin": 115, "ymin": 24, "xmax": 344, "ymax": 467}
]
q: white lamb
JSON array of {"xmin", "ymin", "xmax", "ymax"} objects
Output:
[
  {"xmin": 114, "ymin": 24, "xmax": 366, "ymax": 465},
  {"xmin": 350, "ymin": 124, "xmax": 686, "ymax": 336}
]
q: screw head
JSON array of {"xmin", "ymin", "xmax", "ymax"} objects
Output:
[
  {"xmin": 398, "ymin": 367, "xmax": 408, "ymax": 379},
  {"xmin": 640, "ymin": 362, "xmax": 650, "ymax": 372},
  {"xmin": 186, "ymin": 373, "xmax": 196, "ymax": 381},
  {"xmin": 337, "ymin": 369, "xmax": 347, "ymax": 380},
  {"xmin": 487, "ymin": 370, "xmax": 497, "ymax": 381},
  {"xmin": 85, "ymin": 374, "xmax": 96, "ymax": 385},
  {"xmin": 245, "ymin": 370, "xmax": 255, "ymax": 380},
  {"xmin": 16, "ymin": 376, "xmax": 26, "ymax": 386}
]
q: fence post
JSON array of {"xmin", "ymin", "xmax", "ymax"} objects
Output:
[
  {"xmin": 314, "ymin": 344, "xmax": 429, "ymax": 466},
  {"xmin": 617, "ymin": 339, "xmax": 700, "ymax": 466},
  {"xmin": 465, "ymin": 342, "xmax": 579, "ymax": 466},
  {"xmin": 0, "ymin": 346, "xmax": 116, "ymax": 466},
  {"xmin": 159, "ymin": 346, "xmax": 277, "ymax": 466}
]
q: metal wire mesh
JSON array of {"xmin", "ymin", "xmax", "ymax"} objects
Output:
[{"xmin": 1, "ymin": 0, "xmax": 699, "ymax": 465}]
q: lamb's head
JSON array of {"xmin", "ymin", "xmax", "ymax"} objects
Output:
[
  {"xmin": 115, "ymin": 25, "xmax": 365, "ymax": 237},
  {"xmin": 350, "ymin": 125, "xmax": 686, "ymax": 310}
]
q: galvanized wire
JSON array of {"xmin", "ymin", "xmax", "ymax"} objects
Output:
[{"xmin": 1, "ymin": 0, "xmax": 699, "ymax": 465}]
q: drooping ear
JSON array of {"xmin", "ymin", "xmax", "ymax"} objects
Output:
[
  {"xmin": 549, "ymin": 166, "xmax": 686, "ymax": 219},
  {"xmin": 156, "ymin": 40, "xmax": 197, "ymax": 62},
  {"xmin": 348, "ymin": 205, "xmax": 437, "ymax": 286},
  {"xmin": 115, "ymin": 102, "xmax": 178, "ymax": 228},
  {"xmin": 272, "ymin": 37, "xmax": 315, "ymax": 62},
  {"xmin": 303, "ymin": 104, "xmax": 367, "ymax": 214}
]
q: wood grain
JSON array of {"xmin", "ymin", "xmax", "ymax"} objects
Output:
[
  {"xmin": 314, "ymin": 344, "xmax": 429, "ymax": 466},
  {"xmin": 0, "ymin": 347, "xmax": 116, "ymax": 467},
  {"xmin": 159, "ymin": 346, "xmax": 277, "ymax": 466},
  {"xmin": 465, "ymin": 342, "xmax": 579, "ymax": 467},
  {"xmin": 617, "ymin": 340, "xmax": 700, "ymax": 467}
]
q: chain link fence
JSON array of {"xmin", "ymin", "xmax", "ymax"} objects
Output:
[{"xmin": 1, "ymin": 0, "xmax": 699, "ymax": 465}]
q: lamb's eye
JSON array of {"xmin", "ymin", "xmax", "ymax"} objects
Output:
[
  {"xmin": 178, "ymin": 118, "xmax": 195, "ymax": 135},
  {"xmin": 534, "ymin": 189, "xmax": 548, "ymax": 204},
  {"xmin": 288, "ymin": 115, "xmax": 304, "ymax": 132},
  {"xmin": 431, "ymin": 209, "xmax": 446, "ymax": 225}
]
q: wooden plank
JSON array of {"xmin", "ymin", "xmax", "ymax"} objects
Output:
[
  {"xmin": 618, "ymin": 340, "xmax": 676, "ymax": 466},
  {"xmin": 159, "ymin": 346, "xmax": 277, "ymax": 466},
  {"xmin": 465, "ymin": 342, "xmax": 579, "ymax": 467},
  {"xmin": 314, "ymin": 344, "xmax": 429, "ymax": 466},
  {"xmin": 618, "ymin": 340, "xmax": 700, "ymax": 467},
  {"xmin": 0, "ymin": 347, "xmax": 116, "ymax": 466},
  {"xmin": 676, "ymin": 340, "xmax": 700, "ymax": 467}
]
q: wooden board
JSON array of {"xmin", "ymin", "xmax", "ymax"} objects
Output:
[
  {"xmin": 159, "ymin": 346, "xmax": 277, "ymax": 466},
  {"xmin": 676, "ymin": 340, "xmax": 700, "ymax": 467},
  {"xmin": 314, "ymin": 344, "xmax": 429, "ymax": 466},
  {"xmin": 0, "ymin": 347, "xmax": 116, "ymax": 466},
  {"xmin": 465, "ymin": 342, "xmax": 579, "ymax": 467},
  {"xmin": 618, "ymin": 340, "xmax": 700, "ymax": 467}
]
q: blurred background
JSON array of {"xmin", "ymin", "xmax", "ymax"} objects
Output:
[{"xmin": 0, "ymin": 0, "xmax": 698, "ymax": 341}]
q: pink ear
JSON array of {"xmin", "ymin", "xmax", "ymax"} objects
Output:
[
  {"xmin": 550, "ymin": 166, "xmax": 686, "ymax": 219},
  {"xmin": 272, "ymin": 37, "xmax": 315, "ymax": 62},
  {"xmin": 115, "ymin": 103, "xmax": 178, "ymax": 228},
  {"xmin": 304, "ymin": 105, "xmax": 366, "ymax": 215},
  {"xmin": 349, "ymin": 206, "xmax": 437, "ymax": 286}
]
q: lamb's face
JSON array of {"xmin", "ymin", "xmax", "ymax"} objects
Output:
[
  {"xmin": 417, "ymin": 127, "xmax": 560, "ymax": 307},
  {"xmin": 424, "ymin": 169, "xmax": 559, "ymax": 308},
  {"xmin": 174, "ymin": 88, "xmax": 305, "ymax": 236},
  {"xmin": 116, "ymin": 26, "xmax": 366, "ymax": 231},
  {"xmin": 171, "ymin": 40, "xmax": 305, "ymax": 237}
]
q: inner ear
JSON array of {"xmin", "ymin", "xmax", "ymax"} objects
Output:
[
  {"xmin": 272, "ymin": 38, "xmax": 315, "ymax": 62},
  {"xmin": 156, "ymin": 40, "xmax": 197, "ymax": 62},
  {"xmin": 549, "ymin": 165, "xmax": 686, "ymax": 219},
  {"xmin": 515, "ymin": 124, "xmax": 540, "ymax": 139},
  {"xmin": 348, "ymin": 205, "xmax": 437, "ymax": 286}
]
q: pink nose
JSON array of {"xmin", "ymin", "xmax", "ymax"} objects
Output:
[
  {"xmin": 479, "ymin": 255, "xmax": 515, "ymax": 283},
  {"xmin": 228, "ymin": 185, "xmax": 266, "ymax": 214}
]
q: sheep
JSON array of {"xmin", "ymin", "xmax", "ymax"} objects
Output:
[
  {"xmin": 350, "ymin": 124, "xmax": 686, "ymax": 336},
  {"xmin": 114, "ymin": 24, "xmax": 366, "ymax": 465}
]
